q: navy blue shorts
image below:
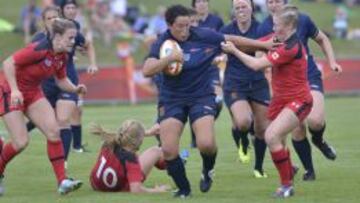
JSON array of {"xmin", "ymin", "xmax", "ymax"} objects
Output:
[
  {"xmin": 159, "ymin": 95, "xmax": 216, "ymax": 125},
  {"xmin": 224, "ymin": 79, "xmax": 270, "ymax": 108},
  {"xmin": 42, "ymin": 84, "xmax": 78, "ymax": 108},
  {"xmin": 308, "ymin": 74, "xmax": 324, "ymax": 93}
]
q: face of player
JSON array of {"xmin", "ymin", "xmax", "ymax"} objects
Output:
[
  {"xmin": 266, "ymin": 0, "xmax": 285, "ymax": 16},
  {"xmin": 44, "ymin": 11, "xmax": 60, "ymax": 32},
  {"xmin": 273, "ymin": 15, "xmax": 293, "ymax": 42},
  {"xmin": 169, "ymin": 16, "xmax": 191, "ymax": 42},
  {"xmin": 194, "ymin": 0, "xmax": 209, "ymax": 15},
  {"xmin": 190, "ymin": 15, "xmax": 199, "ymax": 27},
  {"xmin": 233, "ymin": 0, "xmax": 252, "ymax": 24},
  {"xmin": 54, "ymin": 28, "xmax": 77, "ymax": 53},
  {"xmin": 63, "ymin": 3, "xmax": 78, "ymax": 20}
]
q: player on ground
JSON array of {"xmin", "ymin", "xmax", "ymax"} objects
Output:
[
  {"xmin": 221, "ymin": 0, "xmax": 270, "ymax": 178},
  {"xmin": 143, "ymin": 5, "xmax": 277, "ymax": 198},
  {"xmin": 257, "ymin": 0, "xmax": 342, "ymax": 181},
  {"xmin": 89, "ymin": 120, "xmax": 169, "ymax": 193},
  {"xmin": 0, "ymin": 18, "xmax": 85, "ymax": 195},
  {"xmin": 222, "ymin": 5, "xmax": 312, "ymax": 198}
]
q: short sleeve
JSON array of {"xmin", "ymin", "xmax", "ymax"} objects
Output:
[
  {"xmin": 125, "ymin": 158, "xmax": 144, "ymax": 183},
  {"xmin": 55, "ymin": 55, "xmax": 67, "ymax": 80},
  {"xmin": 266, "ymin": 46, "xmax": 296, "ymax": 67},
  {"xmin": 12, "ymin": 43, "xmax": 45, "ymax": 67},
  {"xmin": 147, "ymin": 39, "xmax": 162, "ymax": 59},
  {"xmin": 304, "ymin": 14, "xmax": 319, "ymax": 39}
]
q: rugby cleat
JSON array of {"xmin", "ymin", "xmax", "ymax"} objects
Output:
[
  {"xmin": 273, "ymin": 185, "xmax": 294, "ymax": 198},
  {"xmin": 58, "ymin": 178, "xmax": 82, "ymax": 195},
  {"xmin": 316, "ymin": 141, "xmax": 337, "ymax": 161},
  {"xmin": 303, "ymin": 170, "xmax": 316, "ymax": 181},
  {"xmin": 173, "ymin": 189, "xmax": 191, "ymax": 199},
  {"xmin": 200, "ymin": 169, "xmax": 214, "ymax": 193},
  {"xmin": 238, "ymin": 145, "xmax": 250, "ymax": 163},
  {"xmin": 253, "ymin": 169, "xmax": 268, "ymax": 178}
]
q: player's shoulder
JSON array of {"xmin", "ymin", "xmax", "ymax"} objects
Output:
[
  {"xmin": 221, "ymin": 20, "xmax": 236, "ymax": 33},
  {"xmin": 114, "ymin": 146, "xmax": 138, "ymax": 164},
  {"xmin": 282, "ymin": 34, "xmax": 303, "ymax": 59}
]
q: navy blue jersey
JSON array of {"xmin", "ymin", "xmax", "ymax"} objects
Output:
[
  {"xmin": 32, "ymin": 31, "xmax": 49, "ymax": 43},
  {"xmin": 198, "ymin": 13, "xmax": 224, "ymax": 31},
  {"xmin": 221, "ymin": 20, "xmax": 266, "ymax": 91},
  {"xmin": 148, "ymin": 27, "xmax": 225, "ymax": 101},
  {"xmin": 257, "ymin": 13, "xmax": 320, "ymax": 78}
]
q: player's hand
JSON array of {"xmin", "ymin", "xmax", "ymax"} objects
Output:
[
  {"xmin": 330, "ymin": 62, "xmax": 342, "ymax": 74},
  {"xmin": 212, "ymin": 54, "xmax": 227, "ymax": 66},
  {"xmin": 168, "ymin": 48, "xmax": 184, "ymax": 63},
  {"xmin": 76, "ymin": 84, "xmax": 87, "ymax": 95},
  {"xmin": 154, "ymin": 184, "xmax": 171, "ymax": 192},
  {"xmin": 221, "ymin": 41, "xmax": 236, "ymax": 54},
  {"xmin": 264, "ymin": 37, "xmax": 282, "ymax": 50},
  {"xmin": 10, "ymin": 89, "xmax": 24, "ymax": 107},
  {"xmin": 87, "ymin": 65, "xmax": 99, "ymax": 75}
]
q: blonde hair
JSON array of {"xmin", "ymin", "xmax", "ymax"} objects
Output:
[
  {"xmin": 90, "ymin": 120, "xmax": 145, "ymax": 151},
  {"xmin": 276, "ymin": 5, "xmax": 299, "ymax": 29}
]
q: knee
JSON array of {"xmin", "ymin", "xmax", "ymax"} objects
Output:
[
  {"xmin": 264, "ymin": 128, "xmax": 278, "ymax": 147},
  {"xmin": 235, "ymin": 118, "xmax": 252, "ymax": 132},
  {"xmin": 254, "ymin": 125, "xmax": 266, "ymax": 139},
  {"xmin": 57, "ymin": 115, "xmax": 71, "ymax": 128},
  {"xmin": 45, "ymin": 124, "xmax": 60, "ymax": 141},
  {"xmin": 197, "ymin": 140, "xmax": 217, "ymax": 154},
  {"xmin": 291, "ymin": 125, "xmax": 306, "ymax": 141},
  {"xmin": 13, "ymin": 136, "xmax": 29, "ymax": 151},
  {"xmin": 161, "ymin": 145, "xmax": 178, "ymax": 160},
  {"xmin": 307, "ymin": 116, "xmax": 325, "ymax": 130}
]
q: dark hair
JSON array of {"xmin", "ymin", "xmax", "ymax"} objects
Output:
[
  {"xmin": 41, "ymin": 6, "xmax": 60, "ymax": 20},
  {"xmin": 189, "ymin": 8, "xmax": 197, "ymax": 16},
  {"xmin": 191, "ymin": 0, "xmax": 209, "ymax": 8},
  {"xmin": 60, "ymin": 0, "xmax": 78, "ymax": 16},
  {"xmin": 52, "ymin": 18, "xmax": 76, "ymax": 36},
  {"xmin": 165, "ymin": 5, "xmax": 191, "ymax": 25}
]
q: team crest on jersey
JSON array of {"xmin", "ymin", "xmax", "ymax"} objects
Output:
[
  {"xmin": 271, "ymin": 52, "xmax": 280, "ymax": 60},
  {"xmin": 44, "ymin": 58, "xmax": 52, "ymax": 67}
]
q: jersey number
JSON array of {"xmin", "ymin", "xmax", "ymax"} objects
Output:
[{"xmin": 96, "ymin": 156, "xmax": 118, "ymax": 188}]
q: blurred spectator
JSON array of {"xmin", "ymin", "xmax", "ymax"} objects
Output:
[
  {"xmin": 20, "ymin": 0, "xmax": 42, "ymax": 44},
  {"xmin": 333, "ymin": 6, "xmax": 348, "ymax": 39},
  {"xmin": 91, "ymin": 1, "xmax": 116, "ymax": 45},
  {"xmin": 110, "ymin": 0, "xmax": 127, "ymax": 17},
  {"xmin": 144, "ymin": 6, "xmax": 167, "ymax": 36}
]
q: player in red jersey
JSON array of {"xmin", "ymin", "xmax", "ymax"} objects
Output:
[
  {"xmin": 221, "ymin": 5, "xmax": 311, "ymax": 198},
  {"xmin": 89, "ymin": 120, "xmax": 169, "ymax": 193},
  {"xmin": 0, "ymin": 18, "xmax": 86, "ymax": 195}
]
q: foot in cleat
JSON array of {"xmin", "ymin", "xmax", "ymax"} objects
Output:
[
  {"xmin": 238, "ymin": 146, "xmax": 250, "ymax": 163},
  {"xmin": 253, "ymin": 169, "xmax": 268, "ymax": 178},
  {"xmin": 303, "ymin": 170, "xmax": 316, "ymax": 181},
  {"xmin": 173, "ymin": 189, "xmax": 191, "ymax": 199},
  {"xmin": 318, "ymin": 142, "xmax": 337, "ymax": 160},
  {"xmin": 200, "ymin": 169, "xmax": 214, "ymax": 193},
  {"xmin": 273, "ymin": 185, "xmax": 294, "ymax": 198},
  {"xmin": 58, "ymin": 178, "xmax": 82, "ymax": 195}
]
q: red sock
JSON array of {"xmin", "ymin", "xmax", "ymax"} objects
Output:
[
  {"xmin": 285, "ymin": 149, "xmax": 294, "ymax": 177},
  {"xmin": 47, "ymin": 140, "xmax": 66, "ymax": 185},
  {"xmin": 0, "ymin": 143, "xmax": 20, "ymax": 175},
  {"xmin": 271, "ymin": 148, "xmax": 292, "ymax": 186},
  {"xmin": 155, "ymin": 158, "xmax": 167, "ymax": 170}
]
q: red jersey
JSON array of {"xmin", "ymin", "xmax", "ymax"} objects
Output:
[
  {"xmin": 266, "ymin": 34, "xmax": 311, "ymax": 103},
  {"xmin": 6, "ymin": 39, "xmax": 67, "ymax": 93},
  {"xmin": 90, "ymin": 146, "xmax": 144, "ymax": 192}
]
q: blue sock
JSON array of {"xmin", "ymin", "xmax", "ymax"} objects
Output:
[
  {"xmin": 254, "ymin": 137, "xmax": 267, "ymax": 172},
  {"xmin": 232, "ymin": 128, "xmax": 240, "ymax": 148},
  {"xmin": 71, "ymin": 125, "xmax": 82, "ymax": 149},
  {"xmin": 292, "ymin": 138, "xmax": 314, "ymax": 172},
  {"xmin": 26, "ymin": 121, "xmax": 36, "ymax": 132},
  {"xmin": 60, "ymin": 128, "xmax": 72, "ymax": 160},
  {"xmin": 166, "ymin": 156, "xmax": 191, "ymax": 193},
  {"xmin": 239, "ymin": 129, "xmax": 249, "ymax": 154}
]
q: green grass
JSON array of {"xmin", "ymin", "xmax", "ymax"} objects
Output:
[
  {"xmin": 0, "ymin": 0, "xmax": 360, "ymax": 65},
  {"xmin": 0, "ymin": 97, "xmax": 359, "ymax": 202}
]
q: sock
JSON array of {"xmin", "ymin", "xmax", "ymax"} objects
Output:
[
  {"xmin": 0, "ymin": 143, "xmax": 20, "ymax": 175},
  {"xmin": 47, "ymin": 140, "xmax": 66, "ymax": 185},
  {"xmin": 155, "ymin": 158, "xmax": 167, "ymax": 170},
  {"xmin": 26, "ymin": 121, "xmax": 36, "ymax": 132},
  {"xmin": 231, "ymin": 128, "xmax": 240, "ymax": 148},
  {"xmin": 254, "ymin": 137, "xmax": 267, "ymax": 172},
  {"xmin": 166, "ymin": 156, "xmax": 191, "ymax": 193},
  {"xmin": 200, "ymin": 151, "xmax": 217, "ymax": 178},
  {"xmin": 190, "ymin": 128, "xmax": 197, "ymax": 148},
  {"xmin": 71, "ymin": 125, "xmax": 82, "ymax": 149},
  {"xmin": 271, "ymin": 148, "xmax": 292, "ymax": 186},
  {"xmin": 60, "ymin": 128, "xmax": 72, "ymax": 160},
  {"xmin": 292, "ymin": 138, "xmax": 314, "ymax": 172},
  {"xmin": 239, "ymin": 129, "xmax": 249, "ymax": 154},
  {"xmin": 309, "ymin": 124, "xmax": 326, "ymax": 146}
]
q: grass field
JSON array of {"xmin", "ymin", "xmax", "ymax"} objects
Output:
[
  {"xmin": 0, "ymin": 97, "xmax": 359, "ymax": 203},
  {"xmin": 0, "ymin": 0, "xmax": 360, "ymax": 65}
]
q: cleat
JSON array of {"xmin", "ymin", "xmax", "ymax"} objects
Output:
[
  {"xmin": 73, "ymin": 145, "xmax": 90, "ymax": 153},
  {"xmin": 58, "ymin": 178, "xmax": 82, "ymax": 195},
  {"xmin": 200, "ymin": 169, "xmax": 214, "ymax": 193},
  {"xmin": 316, "ymin": 142, "xmax": 337, "ymax": 161},
  {"xmin": 173, "ymin": 189, "xmax": 191, "ymax": 199},
  {"xmin": 303, "ymin": 170, "xmax": 316, "ymax": 181},
  {"xmin": 238, "ymin": 145, "xmax": 250, "ymax": 163},
  {"xmin": 0, "ymin": 175, "xmax": 4, "ymax": 196},
  {"xmin": 273, "ymin": 185, "xmax": 294, "ymax": 198},
  {"xmin": 253, "ymin": 169, "xmax": 268, "ymax": 178}
]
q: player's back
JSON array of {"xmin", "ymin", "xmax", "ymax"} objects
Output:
[{"xmin": 90, "ymin": 146, "xmax": 143, "ymax": 192}]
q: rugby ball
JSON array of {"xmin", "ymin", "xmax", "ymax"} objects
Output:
[{"xmin": 159, "ymin": 39, "xmax": 183, "ymax": 76}]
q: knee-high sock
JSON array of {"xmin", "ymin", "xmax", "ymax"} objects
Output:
[
  {"xmin": 0, "ymin": 143, "xmax": 20, "ymax": 175},
  {"xmin": 271, "ymin": 148, "xmax": 293, "ymax": 186},
  {"xmin": 166, "ymin": 156, "xmax": 191, "ymax": 193},
  {"xmin": 47, "ymin": 140, "xmax": 66, "ymax": 185},
  {"xmin": 292, "ymin": 138, "xmax": 314, "ymax": 172},
  {"xmin": 60, "ymin": 128, "xmax": 72, "ymax": 160},
  {"xmin": 254, "ymin": 137, "xmax": 267, "ymax": 171},
  {"xmin": 71, "ymin": 125, "xmax": 82, "ymax": 149}
]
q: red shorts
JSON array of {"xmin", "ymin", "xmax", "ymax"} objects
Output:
[
  {"xmin": 0, "ymin": 83, "xmax": 44, "ymax": 116},
  {"xmin": 267, "ymin": 97, "xmax": 313, "ymax": 122}
]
